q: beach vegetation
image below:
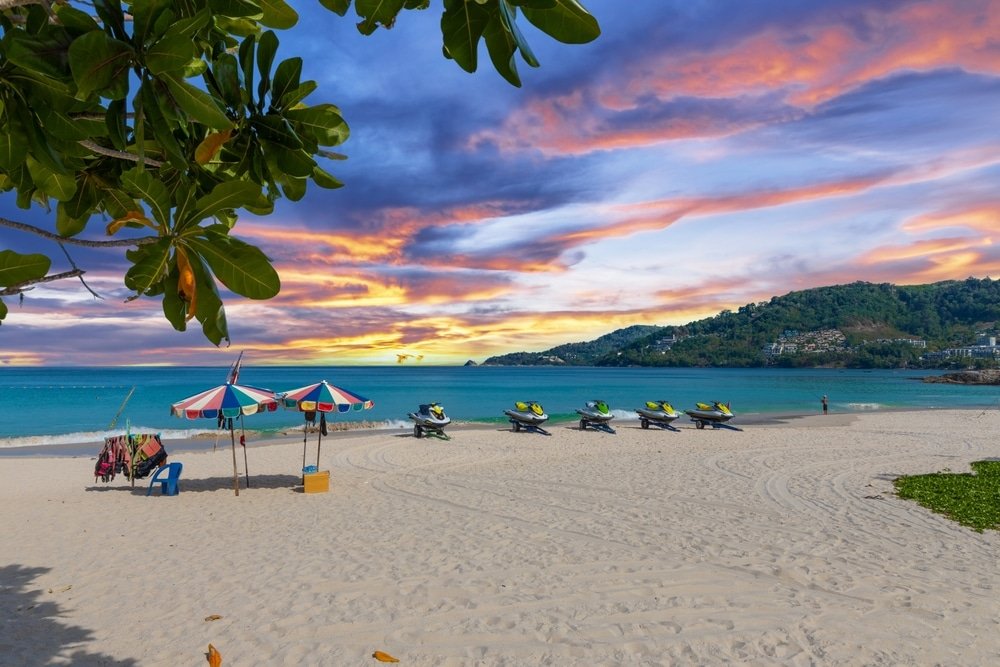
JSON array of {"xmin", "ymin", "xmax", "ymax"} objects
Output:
[
  {"xmin": 0, "ymin": 0, "xmax": 600, "ymax": 344},
  {"xmin": 893, "ymin": 460, "xmax": 1000, "ymax": 532}
]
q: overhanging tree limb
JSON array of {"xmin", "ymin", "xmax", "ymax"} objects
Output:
[
  {"xmin": 0, "ymin": 218, "xmax": 159, "ymax": 247},
  {"xmin": 0, "ymin": 269, "xmax": 84, "ymax": 296}
]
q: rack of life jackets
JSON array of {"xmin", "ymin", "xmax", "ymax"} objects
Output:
[{"xmin": 94, "ymin": 433, "xmax": 167, "ymax": 486}]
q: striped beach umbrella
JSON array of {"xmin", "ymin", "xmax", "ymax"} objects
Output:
[
  {"xmin": 280, "ymin": 380, "xmax": 374, "ymax": 413},
  {"xmin": 279, "ymin": 380, "xmax": 374, "ymax": 470},
  {"xmin": 171, "ymin": 383, "xmax": 278, "ymax": 420},
  {"xmin": 170, "ymin": 382, "xmax": 279, "ymax": 496}
]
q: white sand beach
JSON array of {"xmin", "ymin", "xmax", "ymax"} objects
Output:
[{"xmin": 1, "ymin": 410, "xmax": 998, "ymax": 666}]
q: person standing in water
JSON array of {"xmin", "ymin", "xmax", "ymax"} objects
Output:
[{"xmin": 821, "ymin": 395, "xmax": 829, "ymax": 414}]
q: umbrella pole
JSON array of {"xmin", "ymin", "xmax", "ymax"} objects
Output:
[
  {"xmin": 241, "ymin": 415, "xmax": 250, "ymax": 489},
  {"xmin": 316, "ymin": 413, "xmax": 324, "ymax": 468},
  {"xmin": 230, "ymin": 425, "xmax": 239, "ymax": 497},
  {"xmin": 302, "ymin": 417, "xmax": 308, "ymax": 473}
]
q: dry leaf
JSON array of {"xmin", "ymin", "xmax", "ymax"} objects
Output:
[
  {"xmin": 372, "ymin": 650, "xmax": 399, "ymax": 663},
  {"xmin": 204, "ymin": 614, "xmax": 223, "ymax": 622},
  {"xmin": 175, "ymin": 247, "xmax": 198, "ymax": 321},
  {"xmin": 47, "ymin": 585, "xmax": 72, "ymax": 593},
  {"xmin": 195, "ymin": 130, "xmax": 233, "ymax": 165},
  {"xmin": 207, "ymin": 643, "xmax": 222, "ymax": 667}
]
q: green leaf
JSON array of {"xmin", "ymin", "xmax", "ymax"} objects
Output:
[
  {"xmin": 312, "ymin": 165, "xmax": 344, "ymax": 189},
  {"xmin": 257, "ymin": 0, "xmax": 299, "ymax": 29},
  {"xmin": 0, "ymin": 298, "xmax": 7, "ymax": 321},
  {"xmin": 3, "ymin": 31, "xmax": 73, "ymax": 81},
  {"xmin": 279, "ymin": 175, "xmax": 307, "ymax": 201},
  {"xmin": 499, "ymin": 0, "xmax": 539, "ymax": 67},
  {"xmin": 182, "ymin": 180, "xmax": 263, "ymax": 227},
  {"xmin": 185, "ymin": 230, "xmax": 280, "ymax": 299},
  {"xmin": 270, "ymin": 57, "xmax": 302, "ymax": 109},
  {"xmin": 208, "ymin": 0, "xmax": 265, "ymax": 19},
  {"xmin": 67, "ymin": 30, "xmax": 135, "ymax": 100},
  {"xmin": 131, "ymin": 0, "xmax": 173, "ymax": 46},
  {"xmin": 122, "ymin": 168, "xmax": 171, "ymax": 227},
  {"xmin": 124, "ymin": 237, "xmax": 172, "ymax": 295},
  {"xmin": 266, "ymin": 142, "xmax": 315, "ymax": 177},
  {"xmin": 238, "ymin": 35, "xmax": 256, "ymax": 109},
  {"xmin": 252, "ymin": 115, "xmax": 303, "ymax": 149},
  {"xmin": 356, "ymin": 0, "xmax": 405, "ymax": 34},
  {"xmin": 522, "ymin": 0, "xmax": 600, "ymax": 44},
  {"xmin": 0, "ymin": 249, "xmax": 51, "ymax": 288},
  {"xmin": 38, "ymin": 109, "xmax": 90, "ymax": 141},
  {"xmin": 187, "ymin": 251, "xmax": 229, "ymax": 345},
  {"xmin": 284, "ymin": 104, "xmax": 349, "ymax": 146},
  {"xmin": 256, "ymin": 30, "xmax": 279, "ymax": 104},
  {"xmin": 146, "ymin": 34, "xmax": 197, "ymax": 75},
  {"xmin": 212, "ymin": 53, "xmax": 244, "ymax": 109},
  {"xmin": 277, "ymin": 80, "xmax": 317, "ymax": 109},
  {"xmin": 319, "ymin": 0, "xmax": 350, "ymax": 16},
  {"xmin": 482, "ymin": 12, "xmax": 521, "ymax": 86},
  {"xmin": 161, "ymin": 267, "xmax": 187, "ymax": 332},
  {"xmin": 53, "ymin": 4, "xmax": 101, "ymax": 34},
  {"xmin": 160, "ymin": 72, "xmax": 234, "ymax": 130},
  {"xmin": 106, "ymin": 99, "xmax": 128, "ymax": 150},
  {"xmin": 0, "ymin": 133, "xmax": 28, "ymax": 171},
  {"xmin": 26, "ymin": 157, "xmax": 77, "ymax": 201},
  {"xmin": 440, "ymin": 0, "xmax": 492, "ymax": 72},
  {"xmin": 162, "ymin": 7, "xmax": 213, "ymax": 39}
]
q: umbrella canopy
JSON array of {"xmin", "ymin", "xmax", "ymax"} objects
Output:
[
  {"xmin": 280, "ymin": 381, "xmax": 373, "ymax": 413},
  {"xmin": 171, "ymin": 383, "xmax": 278, "ymax": 420}
]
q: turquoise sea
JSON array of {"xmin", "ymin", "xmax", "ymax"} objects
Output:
[{"xmin": 1, "ymin": 366, "xmax": 998, "ymax": 451}]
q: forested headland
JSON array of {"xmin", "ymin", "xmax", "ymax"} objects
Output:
[{"xmin": 483, "ymin": 279, "xmax": 1000, "ymax": 369}]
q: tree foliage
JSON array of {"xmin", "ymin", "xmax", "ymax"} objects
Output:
[
  {"xmin": 0, "ymin": 0, "xmax": 600, "ymax": 343},
  {"xmin": 484, "ymin": 279, "xmax": 1000, "ymax": 369}
]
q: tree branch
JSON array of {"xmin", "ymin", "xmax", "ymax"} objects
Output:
[
  {"xmin": 0, "ymin": 217, "xmax": 159, "ymax": 247},
  {"xmin": 0, "ymin": 270, "xmax": 84, "ymax": 296},
  {"xmin": 59, "ymin": 242, "xmax": 103, "ymax": 300},
  {"xmin": 79, "ymin": 140, "xmax": 163, "ymax": 167}
]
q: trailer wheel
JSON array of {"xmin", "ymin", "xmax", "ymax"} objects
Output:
[
  {"xmin": 641, "ymin": 419, "xmax": 649, "ymax": 429},
  {"xmin": 513, "ymin": 421, "xmax": 521, "ymax": 432},
  {"xmin": 580, "ymin": 419, "xmax": 587, "ymax": 430},
  {"xmin": 414, "ymin": 425, "xmax": 423, "ymax": 438},
  {"xmin": 695, "ymin": 420, "xmax": 705, "ymax": 429}
]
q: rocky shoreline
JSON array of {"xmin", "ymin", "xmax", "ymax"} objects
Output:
[{"xmin": 923, "ymin": 369, "xmax": 1000, "ymax": 385}]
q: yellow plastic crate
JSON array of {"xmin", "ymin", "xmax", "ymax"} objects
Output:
[{"xmin": 303, "ymin": 470, "xmax": 330, "ymax": 494}]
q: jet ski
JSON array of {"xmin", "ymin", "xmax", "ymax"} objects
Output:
[
  {"xmin": 685, "ymin": 401, "xmax": 735, "ymax": 429},
  {"xmin": 504, "ymin": 400, "xmax": 551, "ymax": 435},
  {"xmin": 576, "ymin": 399, "xmax": 616, "ymax": 433},
  {"xmin": 635, "ymin": 400, "xmax": 681, "ymax": 430},
  {"xmin": 408, "ymin": 402, "xmax": 451, "ymax": 440}
]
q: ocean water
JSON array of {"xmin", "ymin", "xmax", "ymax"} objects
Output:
[{"xmin": 1, "ymin": 366, "xmax": 997, "ymax": 450}]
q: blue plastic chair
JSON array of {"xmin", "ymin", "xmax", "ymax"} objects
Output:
[{"xmin": 147, "ymin": 462, "xmax": 182, "ymax": 496}]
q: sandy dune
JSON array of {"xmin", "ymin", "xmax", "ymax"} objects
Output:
[{"xmin": 1, "ymin": 410, "xmax": 997, "ymax": 665}]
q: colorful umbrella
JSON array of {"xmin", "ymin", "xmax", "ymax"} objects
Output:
[
  {"xmin": 171, "ymin": 382, "xmax": 278, "ymax": 496},
  {"xmin": 279, "ymin": 380, "xmax": 374, "ymax": 470}
]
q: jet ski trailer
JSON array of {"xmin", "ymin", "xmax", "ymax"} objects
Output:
[
  {"xmin": 635, "ymin": 400, "xmax": 681, "ymax": 431},
  {"xmin": 408, "ymin": 402, "xmax": 451, "ymax": 440},
  {"xmin": 685, "ymin": 401, "xmax": 739, "ymax": 430},
  {"xmin": 576, "ymin": 399, "xmax": 616, "ymax": 433},
  {"xmin": 504, "ymin": 400, "xmax": 551, "ymax": 436}
]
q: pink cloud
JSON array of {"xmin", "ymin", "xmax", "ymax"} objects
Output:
[{"xmin": 474, "ymin": 1, "xmax": 1000, "ymax": 156}]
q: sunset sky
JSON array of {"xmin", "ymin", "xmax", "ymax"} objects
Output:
[{"xmin": 1, "ymin": 0, "xmax": 998, "ymax": 366}]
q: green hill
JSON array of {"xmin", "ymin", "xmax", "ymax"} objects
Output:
[{"xmin": 481, "ymin": 279, "xmax": 1000, "ymax": 369}]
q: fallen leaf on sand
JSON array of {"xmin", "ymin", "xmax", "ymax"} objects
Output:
[
  {"xmin": 373, "ymin": 650, "xmax": 400, "ymax": 662},
  {"xmin": 48, "ymin": 585, "xmax": 72, "ymax": 593},
  {"xmin": 208, "ymin": 643, "xmax": 222, "ymax": 666},
  {"xmin": 204, "ymin": 615, "xmax": 223, "ymax": 622}
]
